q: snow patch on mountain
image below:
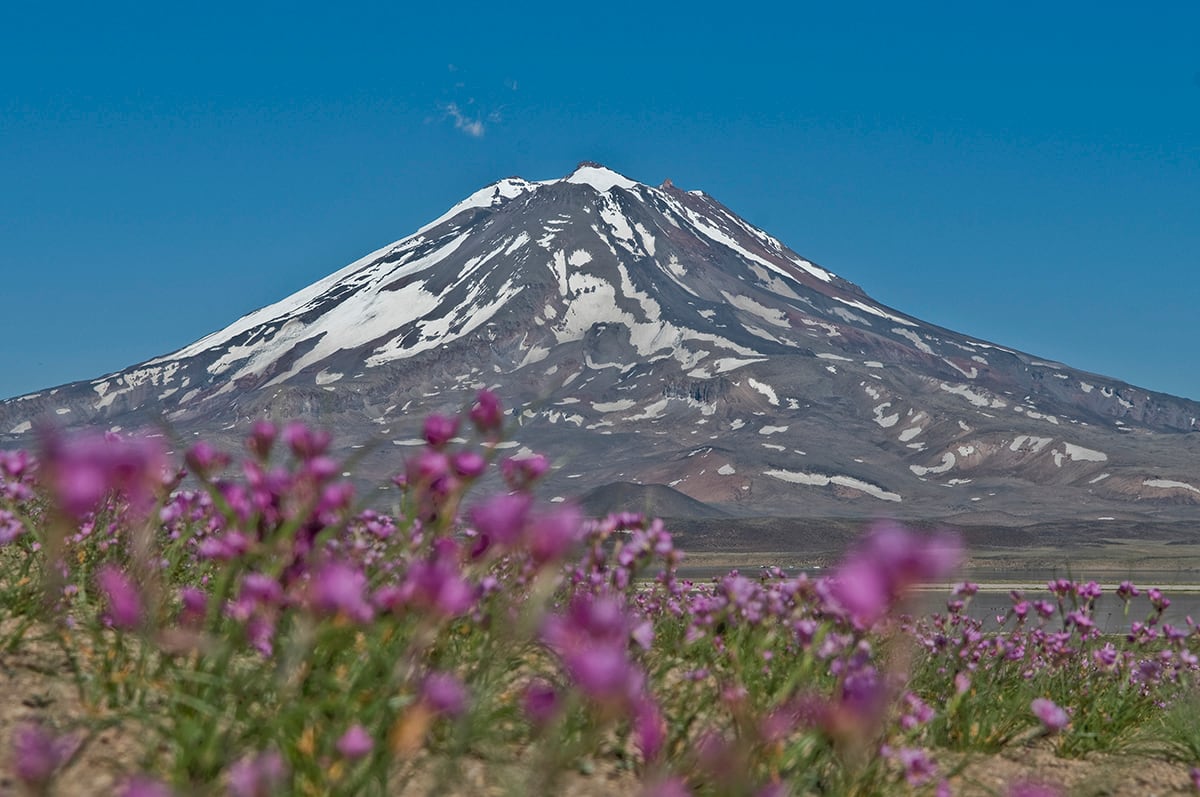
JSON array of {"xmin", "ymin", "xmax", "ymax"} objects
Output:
[
  {"xmin": 747, "ymin": 378, "xmax": 779, "ymax": 406},
  {"xmin": 764, "ymin": 469, "xmax": 901, "ymax": 502},
  {"xmin": 894, "ymin": 327, "xmax": 934, "ymax": 354},
  {"xmin": 563, "ymin": 165, "xmax": 637, "ymax": 192},
  {"xmin": 911, "ymin": 452, "xmax": 956, "ymax": 476},
  {"xmin": 722, "ymin": 291, "xmax": 790, "ymax": 328},
  {"xmin": 873, "ymin": 403, "xmax": 900, "ymax": 428},
  {"xmin": 1144, "ymin": 479, "xmax": 1200, "ymax": 495},
  {"xmin": 833, "ymin": 297, "xmax": 916, "ymax": 327},
  {"xmin": 940, "ymin": 383, "xmax": 1007, "ymax": 409},
  {"xmin": 1062, "ymin": 442, "xmax": 1107, "ymax": 462}
]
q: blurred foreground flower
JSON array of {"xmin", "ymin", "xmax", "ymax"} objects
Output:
[
  {"xmin": 97, "ymin": 564, "xmax": 144, "ymax": 630},
  {"xmin": 40, "ymin": 430, "xmax": 168, "ymax": 519},
  {"xmin": 120, "ymin": 776, "xmax": 175, "ymax": 797},
  {"xmin": 227, "ymin": 748, "xmax": 288, "ymax": 797},
  {"xmin": 1031, "ymin": 697, "xmax": 1069, "ymax": 733},
  {"xmin": 336, "ymin": 724, "xmax": 374, "ymax": 759},
  {"xmin": 10, "ymin": 722, "xmax": 78, "ymax": 790},
  {"xmin": 830, "ymin": 522, "xmax": 961, "ymax": 627}
]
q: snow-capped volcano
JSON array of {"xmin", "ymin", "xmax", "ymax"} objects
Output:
[
  {"xmin": 4, "ymin": 163, "xmax": 1199, "ymax": 528},
  {"xmin": 144, "ymin": 163, "xmax": 852, "ymax": 393}
]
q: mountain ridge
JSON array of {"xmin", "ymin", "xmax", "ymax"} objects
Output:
[{"xmin": 3, "ymin": 163, "xmax": 1198, "ymax": 526}]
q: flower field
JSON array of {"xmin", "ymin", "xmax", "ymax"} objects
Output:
[{"xmin": 1, "ymin": 391, "xmax": 1198, "ymax": 796}]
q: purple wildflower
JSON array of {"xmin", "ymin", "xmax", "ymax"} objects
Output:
[
  {"xmin": 309, "ymin": 560, "xmax": 374, "ymax": 623},
  {"xmin": 246, "ymin": 420, "xmax": 277, "ymax": 460},
  {"xmin": 179, "ymin": 586, "xmax": 207, "ymax": 626},
  {"xmin": 227, "ymin": 749, "xmax": 288, "ymax": 797},
  {"xmin": 120, "ymin": 776, "xmax": 175, "ymax": 797},
  {"xmin": 97, "ymin": 565, "xmax": 143, "ymax": 630},
  {"xmin": 240, "ymin": 573, "xmax": 283, "ymax": 606},
  {"xmin": 422, "ymin": 671, "xmax": 469, "ymax": 717},
  {"xmin": 526, "ymin": 505, "xmax": 584, "ymax": 565},
  {"xmin": 894, "ymin": 747, "xmax": 936, "ymax": 786},
  {"xmin": 1117, "ymin": 580, "xmax": 1140, "ymax": 601},
  {"xmin": 41, "ymin": 430, "xmax": 167, "ymax": 518},
  {"xmin": 543, "ymin": 594, "xmax": 644, "ymax": 707},
  {"xmin": 830, "ymin": 523, "xmax": 961, "ymax": 627},
  {"xmin": 501, "ymin": 453, "xmax": 549, "ymax": 489},
  {"xmin": 634, "ymin": 697, "xmax": 666, "ymax": 761},
  {"xmin": 184, "ymin": 441, "xmax": 229, "ymax": 478},
  {"xmin": 469, "ymin": 493, "xmax": 531, "ymax": 547},
  {"xmin": 336, "ymin": 724, "xmax": 374, "ymax": 759},
  {"xmin": 0, "ymin": 509, "xmax": 24, "ymax": 545},
  {"xmin": 281, "ymin": 422, "xmax": 331, "ymax": 460},
  {"xmin": 11, "ymin": 722, "xmax": 75, "ymax": 788},
  {"xmin": 407, "ymin": 449, "xmax": 451, "ymax": 485},
  {"xmin": 422, "ymin": 414, "xmax": 459, "ymax": 448},
  {"xmin": 522, "ymin": 679, "xmax": 561, "ymax": 728},
  {"xmin": 469, "ymin": 389, "xmax": 504, "ymax": 433},
  {"xmin": 451, "ymin": 450, "xmax": 487, "ymax": 479},
  {"xmin": 1031, "ymin": 697, "xmax": 1069, "ymax": 732}
]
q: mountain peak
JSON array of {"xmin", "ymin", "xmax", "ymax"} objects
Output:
[
  {"xmin": 562, "ymin": 162, "xmax": 638, "ymax": 192},
  {"xmin": 4, "ymin": 164, "xmax": 1199, "ymax": 526}
]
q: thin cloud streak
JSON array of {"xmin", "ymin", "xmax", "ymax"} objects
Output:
[{"xmin": 444, "ymin": 102, "xmax": 485, "ymax": 138}]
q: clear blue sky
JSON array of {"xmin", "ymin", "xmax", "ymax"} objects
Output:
[{"xmin": 3, "ymin": 2, "xmax": 1198, "ymax": 401}]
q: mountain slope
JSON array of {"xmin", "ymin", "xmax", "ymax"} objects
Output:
[{"xmin": 3, "ymin": 163, "xmax": 1198, "ymax": 526}]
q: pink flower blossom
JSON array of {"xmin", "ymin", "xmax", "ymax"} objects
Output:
[
  {"xmin": 526, "ymin": 506, "xmax": 584, "ymax": 565},
  {"xmin": 469, "ymin": 389, "xmax": 504, "ymax": 433},
  {"xmin": 407, "ymin": 449, "xmax": 451, "ymax": 485},
  {"xmin": 543, "ymin": 594, "xmax": 645, "ymax": 707},
  {"xmin": 1116, "ymin": 580, "xmax": 1140, "ymax": 601},
  {"xmin": 228, "ymin": 749, "xmax": 287, "ymax": 797},
  {"xmin": 179, "ymin": 586, "xmax": 207, "ymax": 626},
  {"xmin": 422, "ymin": 671, "xmax": 469, "ymax": 717},
  {"xmin": 895, "ymin": 747, "xmax": 936, "ymax": 786},
  {"xmin": 310, "ymin": 561, "xmax": 374, "ymax": 623},
  {"xmin": 451, "ymin": 451, "xmax": 487, "ymax": 479},
  {"xmin": 282, "ymin": 422, "xmax": 331, "ymax": 460},
  {"xmin": 246, "ymin": 420, "xmax": 277, "ymax": 460},
  {"xmin": 469, "ymin": 493, "xmax": 531, "ymax": 546},
  {"xmin": 422, "ymin": 414, "xmax": 459, "ymax": 449},
  {"xmin": 0, "ymin": 509, "xmax": 24, "ymax": 545},
  {"xmin": 336, "ymin": 724, "xmax": 373, "ymax": 759},
  {"xmin": 120, "ymin": 776, "xmax": 175, "ymax": 797},
  {"xmin": 1031, "ymin": 697, "xmax": 1069, "ymax": 732},
  {"xmin": 41, "ymin": 430, "xmax": 167, "ymax": 519},
  {"xmin": 634, "ymin": 698, "xmax": 665, "ymax": 761},
  {"xmin": 501, "ymin": 453, "xmax": 549, "ymax": 489},
  {"xmin": 522, "ymin": 679, "xmax": 560, "ymax": 727},
  {"xmin": 830, "ymin": 523, "xmax": 961, "ymax": 627},
  {"xmin": 10, "ymin": 722, "xmax": 76, "ymax": 788},
  {"xmin": 184, "ymin": 441, "xmax": 229, "ymax": 478},
  {"xmin": 97, "ymin": 565, "xmax": 143, "ymax": 630}
]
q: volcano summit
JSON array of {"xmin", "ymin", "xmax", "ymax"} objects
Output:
[{"xmin": 4, "ymin": 164, "xmax": 1198, "ymax": 528}]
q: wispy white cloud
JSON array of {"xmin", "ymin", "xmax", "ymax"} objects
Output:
[{"xmin": 444, "ymin": 102, "xmax": 485, "ymax": 138}]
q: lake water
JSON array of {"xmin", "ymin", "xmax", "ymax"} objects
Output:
[
  {"xmin": 670, "ymin": 565, "xmax": 1200, "ymax": 635},
  {"xmin": 912, "ymin": 589, "xmax": 1200, "ymax": 635}
]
